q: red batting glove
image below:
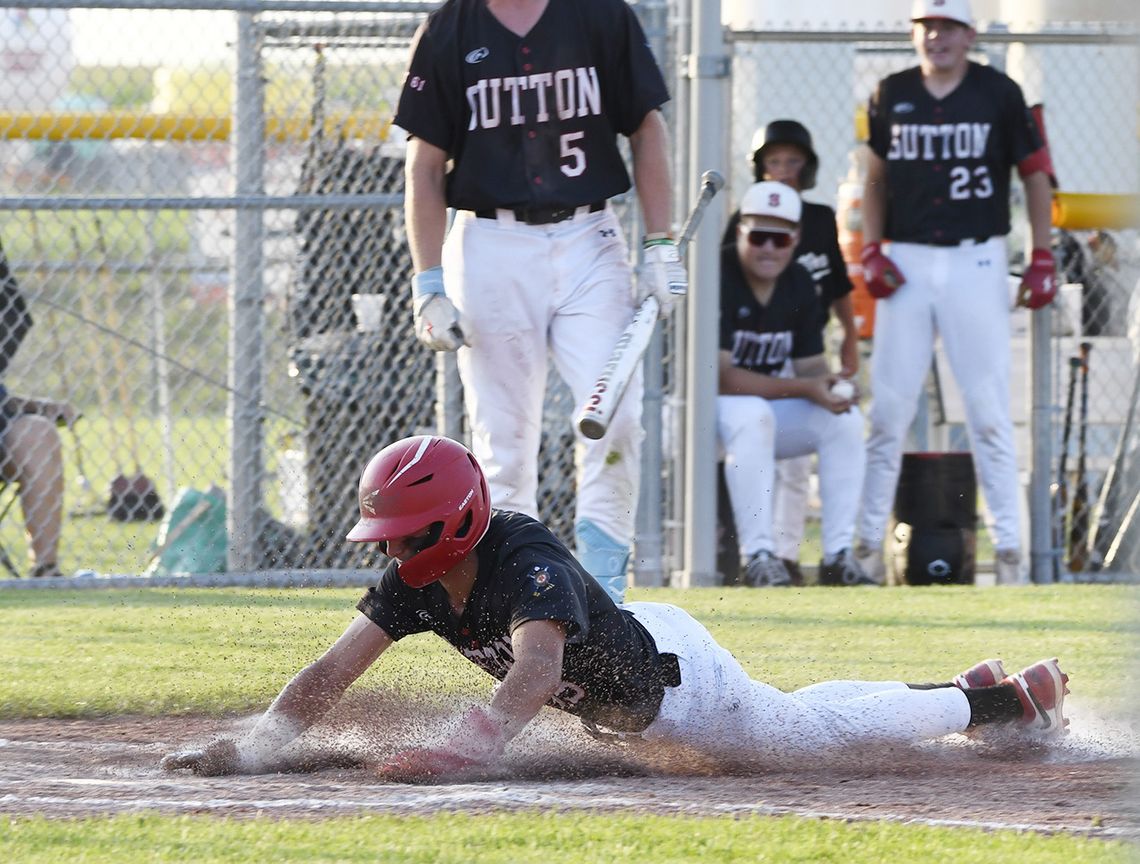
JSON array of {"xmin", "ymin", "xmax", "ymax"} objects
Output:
[
  {"xmin": 861, "ymin": 242, "xmax": 906, "ymax": 299},
  {"xmin": 1016, "ymin": 248, "xmax": 1057, "ymax": 310},
  {"xmin": 376, "ymin": 707, "xmax": 507, "ymax": 783}
]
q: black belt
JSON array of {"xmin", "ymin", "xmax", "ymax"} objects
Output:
[
  {"xmin": 473, "ymin": 200, "xmax": 606, "ymax": 225},
  {"xmin": 925, "ymin": 235, "xmax": 992, "ymax": 247}
]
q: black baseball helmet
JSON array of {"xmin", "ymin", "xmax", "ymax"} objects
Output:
[{"xmin": 750, "ymin": 120, "xmax": 819, "ymax": 190}]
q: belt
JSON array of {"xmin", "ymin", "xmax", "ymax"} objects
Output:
[
  {"xmin": 926, "ymin": 235, "xmax": 992, "ymax": 247},
  {"xmin": 472, "ymin": 200, "xmax": 606, "ymax": 225}
]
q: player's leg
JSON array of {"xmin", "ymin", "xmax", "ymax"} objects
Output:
[
  {"xmin": 772, "ymin": 455, "xmax": 812, "ymax": 573},
  {"xmin": 446, "ymin": 212, "xmax": 550, "ymax": 520},
  {"xmin": 549, "ymin": 210, "xmax": 640, "ymax": 602},
  {"xmin": 628, "ymin": 602, "xmax": 972, "ymax": 764},
  {"xmin": 857, "ymin": 243, "xmax": 937, "ymax": 561},
  {"xmin": 771, "ymin": 400, "xmax": 865, "ymax": 569},
  {"xmin": 935, "ymin": 238, "xmax": 1022, "ymax": 572},
  {"xmin": 716, "ymin": 395, "xmax": 787, "ymax": 585}
]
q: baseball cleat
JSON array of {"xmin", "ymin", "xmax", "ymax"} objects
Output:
[
  {"xmin": 1003, "ymin": 658, "xmax": 1070, "ymax": 734},
  {"xmin": 953, "ymin": 658, "xmax": 1006, "ymax": 689}
]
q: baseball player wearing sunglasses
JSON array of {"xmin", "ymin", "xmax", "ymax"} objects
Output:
[{"xmin": 718, "ymin": 182, "xmax": 876, "ymax": 588}]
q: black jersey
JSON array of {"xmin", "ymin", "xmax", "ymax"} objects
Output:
[
  {"xmin": 719, "ymin": 246, "xmax": 823, "ymax": 376},
  {"xmin": 395, "ymin": 0, "xmax": 670, "ymax": 212},
  {"xmin": 356, "ymin": 510, "xmax": 668, "ymax": 731},
  {"xmin": 722, "ymin": 202, "xmax": 852, "ymax": 330},
  {"xmin": 867, "ymin": 62, "xmax": 1043, "ymax": 245}
]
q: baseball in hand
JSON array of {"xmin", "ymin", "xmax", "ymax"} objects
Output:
[{"xmin": 830, "ymin": 379, "xmax": 856, "ymax": 400}]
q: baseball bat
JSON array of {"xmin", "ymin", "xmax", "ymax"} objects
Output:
[
  {"xmin": 1067, "ymin": 341, "xmax": 1093, "ymax": 572},
  {"xmin": 576, "ymin": 170, "xmax": 725, "ymax": 440},
  {"xmin": 1051, "ymin": 355, "xmax": 1081, "ymax": 580},
  {"xmin": 1088, "ymin": 361, "xmax": 1140, "ymax": 569}
]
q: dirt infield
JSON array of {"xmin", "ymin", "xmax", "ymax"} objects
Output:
[{"xmin": 2, "ymin": 693, "xmax": 1137, "ymax": 839}]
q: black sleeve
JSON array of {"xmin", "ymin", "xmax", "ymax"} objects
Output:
[
  {"xmin": 356, "ymin": 563, "xmax": 433, "ymax": 641},
  {"xmin": 393, "ymin": 19, "xmax": 457, "ymax": 152},
  {"xmin": 718, "ymin": 246, "xmax": 744, "ymax": 352},
  {"xmin": 722, "ymin": 210, "xmax": 741, "ymax": 248},
  {"xmin": 789, "ymin": 267, "xmax": 824, "ymax": 359},
  {"xmin": 866, "ymin": 77, "xmax": 891, "ymax": 160},
  {"xmin": 602, "ymin": 0, "xmax": 670, "ymax": 136},
  {"xmin": 506, "ymin": 552, "xmax": 591, "ymax": 644},
  {"xmin": 820, "ymin": 208, "xmax": 853, "ymax": 303},
  {"xmin": 1003, "ymin": 77, "xmax": 1044, "ymax": 166}
]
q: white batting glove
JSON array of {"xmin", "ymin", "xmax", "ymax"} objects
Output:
[
  {"xmin": 637, "ymin": 238, "xmax": 687, "ymax": 319},
  {"xmin": 411, "ymin": 267, "xmax": 468, "ymax": 352}
]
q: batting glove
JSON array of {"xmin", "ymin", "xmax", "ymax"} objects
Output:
[
  {"xmin": 411, "ymin": 266, "xmax": 468, "ymax": 352},
  {"xmin": 376, "ymin": 706, "xmax": 507, "ymax": 783},
  {"xmin": 1015, "ymin": 248, "xmax": 1058, "ymax": 310},
  {"xmin": 861, "ymin": 242, "xmax": 906, "ymax": 300},
  {"xmin": 637, "ymin": 238, "xmax": 687, "ymax": 319}
]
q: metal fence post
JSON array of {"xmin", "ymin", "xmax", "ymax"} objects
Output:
[{"xmin": 228, "ymin": 10, "xmax": 266, "ymax": 571}]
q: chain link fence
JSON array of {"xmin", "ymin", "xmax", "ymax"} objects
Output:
[
  {"xmin": 720, "ymin": 15, "xmax": 1140, "ymax": 580},
  {"xmin": 0, "ymin": 2, "xmax": 1136, "ymax": 582}
]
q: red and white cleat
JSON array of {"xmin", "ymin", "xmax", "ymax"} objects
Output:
[
  {"xmin": 1003, "ymin": 658, "xmax": 1070, "ymax": 734},
  {"xmin": 953, "ymin": 658, "xmax": 1006, "ymax": 689}
]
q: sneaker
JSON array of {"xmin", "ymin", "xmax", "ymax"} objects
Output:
[
  {"xmin": 853, "ymin": 541, "xmax": 886, "ymax": 584},
  {"xmin": 743, "ymin": 551, "xmax": 792, "ymax": 587},
  {"xmin": 1003, "ymin": 658, "xmax": 1070, "ymax": 734},
  {"xmin": 953, "ymin": 659, "xmax": 1006, "ymax": 689},
  {"xmin": 994, "ymin": 548, "xmax": 1023, "ymax": 585},
  {"xmin": 819, "ymin": 548, "xmax": 881, "ymax": 586}
]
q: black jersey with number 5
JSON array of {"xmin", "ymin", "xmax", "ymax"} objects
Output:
[
  {"xmin": 394, "ymin": 0, "xmax": 669, "ymax": 212},
  {"xmin": 867, "ymin": 62, "xmax": 1043, "ymax": 245}
]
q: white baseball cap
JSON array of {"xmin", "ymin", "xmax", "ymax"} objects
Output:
[
  {"xmin": 739, "ymin": 181, "xmax": 801, "ymax": 224},
  {"xmin": 911, "ymin": 0, "xmax": 973, "ymax": 27}
]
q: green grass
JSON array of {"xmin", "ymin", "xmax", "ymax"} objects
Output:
[
  {"xmin": 0, "ymin": 812, "xmax": 1131, "ymax": 864},
  {"xmin": 1, "ymin": 586, "xmax": 1135, "ymax": 861},
  {"xmin": 1, "ymin": 585, "xmax": 1135, "ymax": 719}
]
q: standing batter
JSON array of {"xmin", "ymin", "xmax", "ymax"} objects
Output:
[
  {"xmin": 396, "ymin": 0, "xmax": 682, "ymax": 603},
  {"xmin": 722, "ymin": 121, "xmax": 860, "ymax": 582},
  {"xmin": 720, "ymin": 182, "xmax": 874, "ymax": 588},
  {"xmin": 856, "ymin": 0, "xmax": 1056, "ymax": 585},
  {"xmin": 161, "ymin": 435, "xmax": 1070, "ymax": 781}
]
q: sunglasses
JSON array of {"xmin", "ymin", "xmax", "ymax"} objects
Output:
[{"xmin": 741, "ymin": 227, "xmax": 795, "ymax": 249}]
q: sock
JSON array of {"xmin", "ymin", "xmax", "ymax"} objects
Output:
[{"xmin": 962, "ymin": 684, "xmax": 1024, "ymax": 726}]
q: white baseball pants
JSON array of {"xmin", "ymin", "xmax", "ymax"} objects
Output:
[
  {"xmin": 773, "ymin": 455, "xmax": 813, "ymax": 561},
  {"xmin": 858, "ymin": 238, "xmax": 1021, "ymax": 552},
  {"xmin": 442, "ymin": 208, "xmax": 642, "ymax": 546},
  {"xmin": 717, "ymin": 395, "xmax": 865, "ymax": 558},
  {"xmin": 625, "ymin": 602, "xmax": 971, "ymax": 763}
]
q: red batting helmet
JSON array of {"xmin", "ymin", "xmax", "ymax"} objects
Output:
[{"xmin": 346, "ymin": 435, "xmax": 491, "ymax": 588}]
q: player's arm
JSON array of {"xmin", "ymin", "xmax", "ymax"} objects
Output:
[
  {"xmin": 161, "ymin": 614, "xmax": 393, "ymax": 775},
  {"xmin": 860, "ymin": 150, "xmax": 888, "ymax": 245},
  {"xmin": 375, "ymin": 619, "xmax": 567, "ymax": 782},
  {"xmin": 489, "ymin": 618, "xmax": 567, "ymax": 738},
  {"xmin": 628, "ymin": 109, "xmax": 672, "ymax": 235},
  {"xmin": 404, "ymin": 136, "xmax": 467, "ymax": 349},
  {"xmin": 719, "ymin": 349, "xmax": 826, "ymax": 402},
  {"xmin": 1022, "ymin": 170, "xmax": 1053, "ymax": 252},
  {"xmin": 830, "ymin": 293, "xmax": 860, "ymax": 376},
  {"xmin": 404, "ymin": 136, "xmax": 449, "ymax": 271}
]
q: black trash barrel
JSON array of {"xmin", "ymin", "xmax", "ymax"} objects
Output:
[{"xmin": 890, "ymin": 452, "xmax": 977, "ymax": 585}]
